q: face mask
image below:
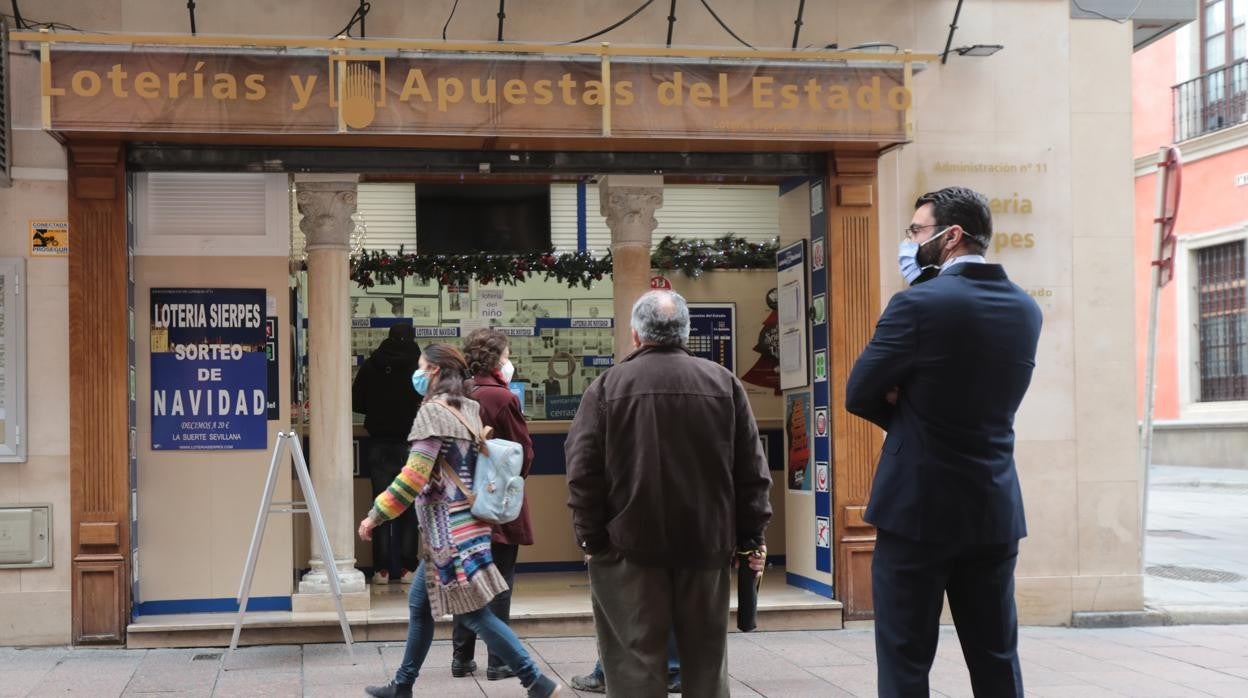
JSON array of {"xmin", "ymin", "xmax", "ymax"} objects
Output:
[
  {"xmin": 411, "ymin": 368, "xmax": 431, "ymax": 396},
  {"xmin": 915, "ymin": 226, "xmax": 951, "ymax": 268},
  {"xmin": 500, "ymin": 359, "xmax": 516, "ymax": 384},
  {"xmin": 898, "ymin": 240, "xmax": 922, "ymax": 284}
]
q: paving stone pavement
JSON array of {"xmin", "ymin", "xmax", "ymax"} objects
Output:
[
  {"xmin": 1146, "ymin": 466, "xmax": 1248, "ymax": 610},
  {"xmin": 6, "ymin": 624, "xmax": 1248, "ymax": 696}
]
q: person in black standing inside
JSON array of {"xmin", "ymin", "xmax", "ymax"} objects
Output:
[
  {"xmin": 353, "ymin": 323, "xmax": 422, "ymax": 585},
  {"xmin": 846, "ymin": 187, "xmax": 1042, "ymax": 697}
]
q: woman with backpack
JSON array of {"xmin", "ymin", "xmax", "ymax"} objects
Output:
[
  {"xmin": 358, "ymin": 343, "xmax": 561, "ymax": 698},
  {"xmin": 449, "ymin": 328, "xmax": 536, "ymax": 681}
]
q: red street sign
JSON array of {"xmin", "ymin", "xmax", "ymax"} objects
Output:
[
  {"xmin": 650, "ymin": 276, "xmax": 672, "ymax": 290},
  {"xmin": 1152, "ymin": 146, "xmax": 1183, "ymax": 288}
]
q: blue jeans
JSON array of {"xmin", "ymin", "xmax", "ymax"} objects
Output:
[
  {"xmin": 395, "ymin": 561, "xmax": 543, "ymax": 688},
  {"xmin": 592, "ymin": 629, "xmax": 680, "ymax": 681}
]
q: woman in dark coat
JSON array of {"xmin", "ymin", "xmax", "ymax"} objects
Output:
[{"xmin": 450, "ymin": 327, "xmax": 537, "ymax": 681}]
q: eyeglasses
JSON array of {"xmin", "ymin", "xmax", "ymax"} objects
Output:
[{"xmin": 904, "ymin": 223, "xmax": 946, "ymax": 240}]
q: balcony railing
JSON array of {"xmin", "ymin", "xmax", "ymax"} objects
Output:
[{"xmin": 1173, "ymin": 59, "xmax": 1248, "ymax": 142}]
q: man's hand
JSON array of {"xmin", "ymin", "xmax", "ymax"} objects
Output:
[
  {"xmin": 734, "ymin": 544, "xmax": 768, "ymax": 578},
  {"xmin": 749, "ymin": 545, "xmax": 767, "ymax": 576},
  {"xmin": 358, "ymin": 516, "xmax": 377, "ymax": 542}
]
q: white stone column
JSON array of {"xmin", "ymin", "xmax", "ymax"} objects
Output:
[
  {"xmin": 599, "ymin": 176, "xmax": 664, "ymax": 361},
  {"xmin": 293, "ymin": 176, "xmax": 370, "ymax": 610}
]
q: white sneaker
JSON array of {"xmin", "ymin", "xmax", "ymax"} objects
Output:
[
  {"xmin": 400, "ymin": 569, "xmax": 416, "ymax": 584},
  {"xmin": 372, "ymin": 569, "xmax": 391, "ymax": 585}
]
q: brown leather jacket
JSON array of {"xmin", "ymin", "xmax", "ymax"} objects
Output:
[{"xmin": 565, "ymin": 345, "xmax": 772, "ymax": 569}]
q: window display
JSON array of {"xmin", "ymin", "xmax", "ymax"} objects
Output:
[{"xmin": 344, "ymin": 276, "xmax": 615, "ymax": 422}]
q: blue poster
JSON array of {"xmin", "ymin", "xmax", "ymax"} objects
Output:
[
  {"xmin": 688, "ymin": 304, "xmax": 736, "ymax": 371},
  {"xmin": 150, "ymin": 288, "xmax": 268, "ymax": 450}
]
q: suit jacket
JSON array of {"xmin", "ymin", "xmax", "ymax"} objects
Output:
[{"xmin": 846, "ymin": 263, "xmax": 1042, "ymax": 544}]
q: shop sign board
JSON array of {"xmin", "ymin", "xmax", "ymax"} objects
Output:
[
  {"xmin": 26, "ymin": 38, "xmax": 914, "ymax": 143},
  {"xmin": 150, "ymin": 288, "xmax": 268, "ymax": 450}
]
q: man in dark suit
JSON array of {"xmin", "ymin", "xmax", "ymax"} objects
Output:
[{"xmin": 846, "ymin": 186, "xmax": 1042, "ymax": 697}]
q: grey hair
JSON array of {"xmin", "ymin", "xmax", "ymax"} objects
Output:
[{"xmin": 631, "ymin": 290, "xmax": 690, "ymax": 347}]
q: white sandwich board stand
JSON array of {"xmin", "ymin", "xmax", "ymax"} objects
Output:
[{"xmin": 227, "ymin": 432, "xmax": 356, "ymax": 665}]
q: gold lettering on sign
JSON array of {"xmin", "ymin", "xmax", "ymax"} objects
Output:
[
  {"xmin": 290, "ymin": 75, "xmax": 318, "ymax": 110},
  {"xmin": 934, "ymin": 161, "xmax": 1049, "ymax": 174},
  {"xmin": 39, "ymin": 48, "xmax": 915, "ymax": 140},
  {"xmin": 49, "ymin": 61, "xmax": 270, "ymax": 103}
]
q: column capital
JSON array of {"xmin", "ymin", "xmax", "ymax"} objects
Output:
[
  {"xmin": 599, "ymin": 175, "xmax": 663, "ymax": 247},
  {"xmin": 296, "ymin": 181, "xmax": 358, "ymax": 252}
]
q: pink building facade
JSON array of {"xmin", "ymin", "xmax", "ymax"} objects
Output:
[{"xmin": 1133, "ymin": 2, "xmax": 1248, "ymax": 466}]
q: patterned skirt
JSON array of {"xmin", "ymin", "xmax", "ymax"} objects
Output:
[{"xmin": 417, "ymin": 494, "xmax": 509, "ymax": 617}]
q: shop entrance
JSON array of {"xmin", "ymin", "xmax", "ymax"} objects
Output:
[
  {"xmin": 276, "ymin": 169, "xmax": 827, "ymax": 641},
  {"xmin": 109, "ymin": 147, "xmax": 887, "ymax": 644},
  {"xmin": 26, "ymin": 30, "xmax": 915, "ymax": 643}
]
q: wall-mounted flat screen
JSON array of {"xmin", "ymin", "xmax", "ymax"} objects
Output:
[{"xmin": 417, "ymin": 184, "xmax": 551, "ymax": 254}]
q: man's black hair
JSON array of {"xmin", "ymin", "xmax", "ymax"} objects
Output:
[{"xmin": 914, "ymin": 186, "xmax": 992, "ymax": 253}]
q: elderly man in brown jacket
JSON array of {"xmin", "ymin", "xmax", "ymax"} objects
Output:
[{"xmin": 565, "ymin": 289, "xmax": 773, "ymax": 698}]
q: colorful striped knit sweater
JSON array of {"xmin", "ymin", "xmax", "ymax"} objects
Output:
[{"xmin": 372, "ymin": 401, "xmax": 508, "ymax": 617}]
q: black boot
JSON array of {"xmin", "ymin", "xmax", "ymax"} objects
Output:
[
  {"xmin": 364, "ymin": 681, "xmax": 413, "ymax": 698},
  {"xmin": 450, "ymin": 658, "xmax": 477, "ymax": 678},
  {"xmin": 487, "ymin": 664, "xmax": 516, "ymax": 681}
]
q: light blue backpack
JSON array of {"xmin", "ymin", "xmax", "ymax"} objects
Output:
[{"xmin": 435, "ymin": 401, "xmax": 526, "ymax": 525}]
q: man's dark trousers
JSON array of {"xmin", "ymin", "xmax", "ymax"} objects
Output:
[
  {"xmin": 872, "ymin": 529, "xmax": 1023, "ymax": 698},
  {"xmin": 451, "ymin": 542, "xmax": 519, "ymax": 669},
  {"xmin": 589, "ymin": 549, "xmax": 729, "ymax": 697},
  {"xmin": 367, "ymin": 439, "xmax": 420, "ymax": 579}
]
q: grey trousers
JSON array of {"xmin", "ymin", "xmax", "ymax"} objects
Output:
[{"xmin": 588, "ymin": 549, "xmax": 730, "ymax": 698}]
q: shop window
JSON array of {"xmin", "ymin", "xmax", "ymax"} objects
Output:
[
  {"xmin": 1195, "ymin": 240, "xmax": 1248, "ymax": 402},
  {"xmin": 0, "ymin": 259, "xmax": 25, "ymax": 462}
]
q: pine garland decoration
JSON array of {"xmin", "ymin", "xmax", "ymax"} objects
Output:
[
  {"xmin": 650, "ymin": 235, "xmax": 778, "ymax": 278},
  {"xmin": 349, "ymin": 235, "xmax": 778, "ymax": 289}
]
